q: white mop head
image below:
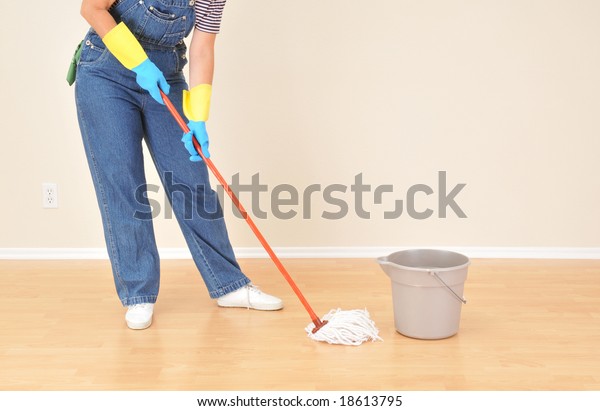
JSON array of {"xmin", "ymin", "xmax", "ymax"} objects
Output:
[{"xmin": 305, "ymin": 308, "xmax": 383, "ymax": 346}]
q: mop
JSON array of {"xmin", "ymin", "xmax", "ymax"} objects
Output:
[{"xmin": 160, "ymin": 91, "xmax": 381, "ymax": 345}]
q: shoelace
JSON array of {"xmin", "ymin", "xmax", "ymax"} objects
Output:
[
  {"xmin": 246, "ymin": 284, "xmax": 263, "ymax": 294},
  {"xmin": 128, "ymin": 303, "xmax": 152, "ymax": 312},
  {"xmin": 244, "ymin": 285, "xmax": 263, "ymax": 309}
]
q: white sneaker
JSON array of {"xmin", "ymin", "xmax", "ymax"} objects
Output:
[
  {"xmin": 125, "ymin": 303, "xmax": 154, "ymax": 330},
  {"xmin": 217, "ymin": 284, "xmax": 283, "ymax": 311}
]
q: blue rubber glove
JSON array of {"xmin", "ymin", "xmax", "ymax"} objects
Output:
[
  {"xmin": 131, "ymin": 59, "xmax": 170, "ymax": 104},
  {"xmin": 181, "ymin": 120, "xmax": 210, "ymax": 162}
]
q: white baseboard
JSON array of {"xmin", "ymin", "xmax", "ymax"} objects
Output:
[{"xmin": 1, "ymin": 247, "xmax": 599, "ymax": 260}]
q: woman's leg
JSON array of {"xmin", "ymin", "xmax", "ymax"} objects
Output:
[
  {"xmin": 140, "ymin": 64, "xmax": 251, "ymax": 299},
  {"xmin": 75, "ymin": 44, "xmax": 161, "ymax": 307},
  {"xmin": 141, "ymin": 78, "xmax": 283, "ymax": 310}
]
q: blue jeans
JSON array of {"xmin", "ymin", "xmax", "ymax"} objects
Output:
[{"xmin": 74, "ymin": 0, "xmax": 250, "ymax": 306}]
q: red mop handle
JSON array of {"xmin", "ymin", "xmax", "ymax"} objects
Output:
[{"xmin": 160, "ymin": 90, "xmax": 326, "ymax": 331}]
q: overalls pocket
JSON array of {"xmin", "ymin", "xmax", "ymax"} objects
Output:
[
  {"xmin": 77, "ymin": 32, "xmax": 109, "ymax": 66},
  {"xmin": 118, "ymin": 0, "xmax": 195, "ymax": 48}
]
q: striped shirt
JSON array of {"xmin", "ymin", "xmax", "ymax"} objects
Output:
[
  {"xmin": 195, "ymin": 0, "xmax": 226, "ymax": 34},
  {"xmin": 108, "ymin": 0, "xmax": 226, "ymax": 34}
]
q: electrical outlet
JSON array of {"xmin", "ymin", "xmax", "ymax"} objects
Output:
[{"xmin": 42, "ymin": 183, "xmax": 58, "ymax": 209}]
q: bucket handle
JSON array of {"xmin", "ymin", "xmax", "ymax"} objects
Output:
[{"xmin": 429, "ymin": 271, "xmax": 467, "ymax": 304}]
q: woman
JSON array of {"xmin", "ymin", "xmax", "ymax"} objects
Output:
[{"xmin": 76, "ymin": 0, "xmax": 282, "ymax": 330}]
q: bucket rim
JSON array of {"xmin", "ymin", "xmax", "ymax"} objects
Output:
[{"xmin": 377, "ymin": 248, "xmax": 471, "ymax": 272}]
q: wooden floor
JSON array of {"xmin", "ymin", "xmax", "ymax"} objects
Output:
[{"xmin": 0, "ymin": 258, "xmax": 599, "ymax": 390}]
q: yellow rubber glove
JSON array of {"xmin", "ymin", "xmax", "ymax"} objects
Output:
[
  {"xmin": 102, "ymin": 22, "xmax": 147, "ymax": 70},
  {"xmin": 102, "ymin": 22, "xmax": 170, "ymax": 104},
  {"xmin": 182, "ymin": 84, "xmax": 212, "ymax": 122},
  {"xmin": 181, "ymin": 84, "xmax": 212, "ymax": 161}
]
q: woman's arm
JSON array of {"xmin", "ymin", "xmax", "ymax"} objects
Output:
[
  {"xmin": 181, "ymin": 29, "xmax": 218, "ymax": 161},
  {"xmin": 80, "ymin": 0, "xmax": 170, "ymax": 104},
  {"xmin": 80, "ymin": 0, "xmax": 117, "ymax": 37},
  {"xmin": 189, "ymin": 29, "xmax": 217, "ymax": 87}
]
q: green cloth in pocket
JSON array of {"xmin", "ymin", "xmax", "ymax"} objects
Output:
[{"xmin": 66, "ymin": 40, "xmax": 84, "ymax": 86}]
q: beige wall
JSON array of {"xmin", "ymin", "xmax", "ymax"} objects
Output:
[{"xmin": 1, "ymin": 0, "xmax": 599, "ymax": 250}]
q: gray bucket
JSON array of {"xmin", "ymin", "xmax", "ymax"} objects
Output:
[{"xmin": 377, "ymin": 249, "xmax": 470, "ymax": 340}]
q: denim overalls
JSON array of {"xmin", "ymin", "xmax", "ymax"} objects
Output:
[{"xmin": 75, "ymin": 0, "xmax": 250, "ymax": 306}]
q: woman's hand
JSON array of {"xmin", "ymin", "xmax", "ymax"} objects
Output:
[
  {"xmin": 131, "ymin": 59, "xmax": 170, "ymax": 104},
  {"xmin": 182, "ymin": 122, "xmax": 210, "ymax": 162}
]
